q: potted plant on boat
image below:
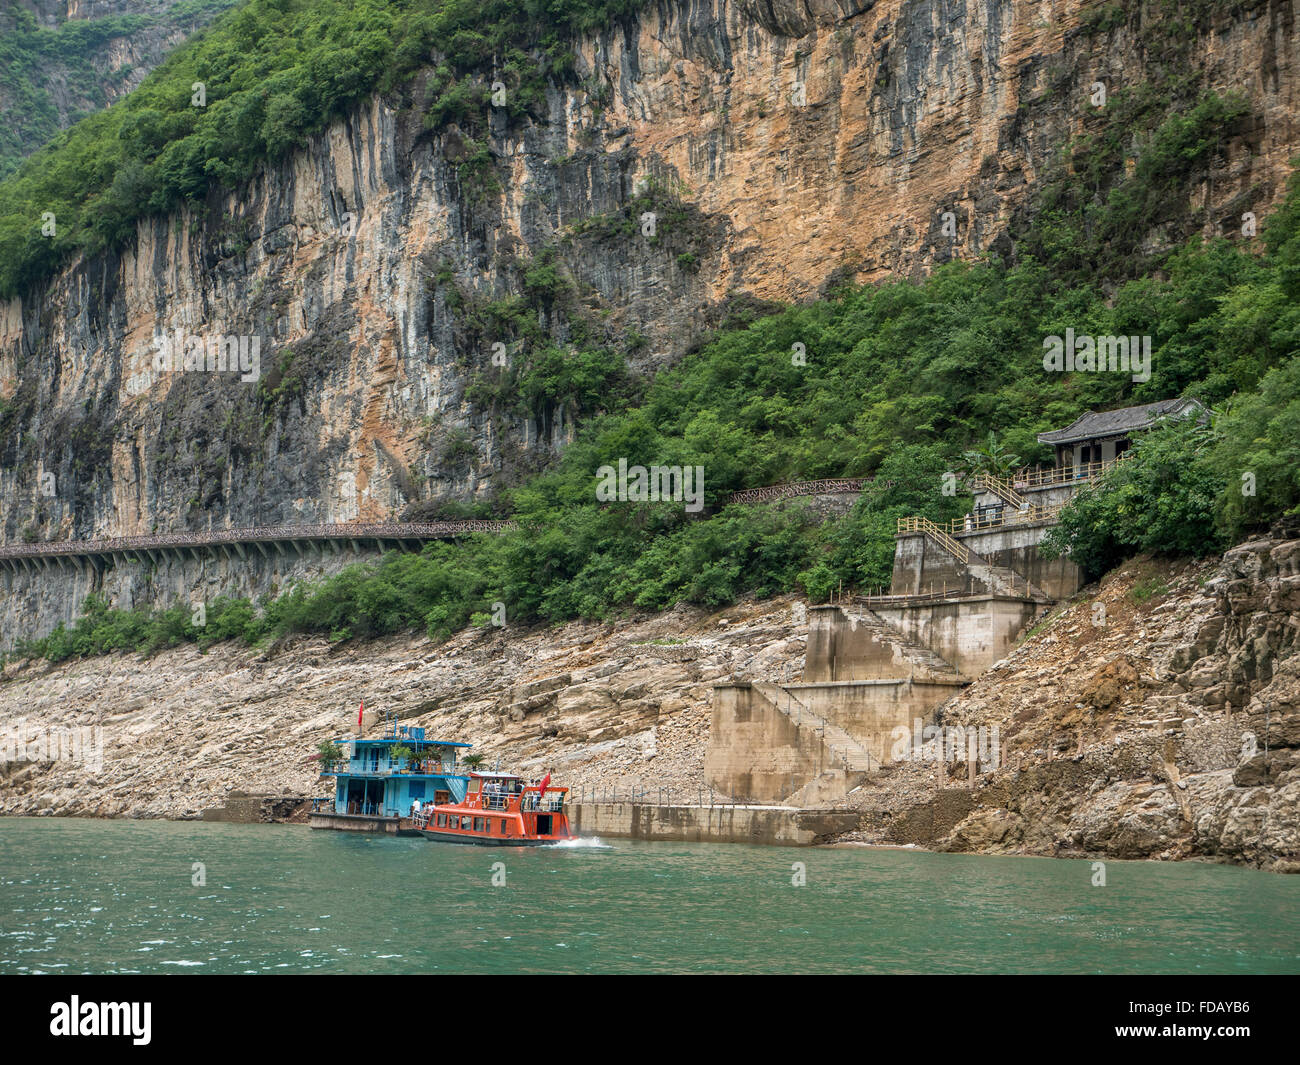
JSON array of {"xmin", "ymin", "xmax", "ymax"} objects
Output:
[
  {"xmin": 317, "ymin": 741, "xmax": 345, "ymax": 773},
  {"xmin": 390, "ymin": 745, "xmax": 415, "ymax": 772}
]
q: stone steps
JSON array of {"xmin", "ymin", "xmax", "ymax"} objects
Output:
[
  {"xmin": 837, "ymin": 606, "xmax": 964, "ymax": 680},
  {"xmin": 912, "ymin": 521, "xmax": 1053, "ymax": 603},
  {"xmin": 967, "ymin": 561, "xmax": 1052, "ymax": 602},
  {"xmin": 752, "ymin": 682, "xmax": 878, "ymax": 774}
]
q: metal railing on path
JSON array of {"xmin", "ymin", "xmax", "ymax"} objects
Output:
[
  {"xmin": 0, "ymin": 520, "xmax": 517, "ymax": 563},
  {"xmin": 724, "ymin": 478, "xmax": 875, "ymax": 506}
]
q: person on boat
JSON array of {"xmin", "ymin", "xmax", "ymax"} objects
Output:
[{"xmin": 410, "ymin": 798, "xmax": 421, "ymax": 818}]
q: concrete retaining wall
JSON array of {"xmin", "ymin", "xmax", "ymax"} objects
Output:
[
  {"xmin": 955, "ymin": 523, "xmax": 1082, "ymax": 599},
  {"xmin": 785, "ymin": 679, "xmax": 966, "ymax": 762},
  {"xmin": 892, "ymin": 527, "xmax": 1081, "ymax": 601},
  {"xmin": 871, "ymin": 596, "xmax": 1043, "ymax": 676},
  {"xmin": 203, "ymin": 794, "xmax": 308, "ymax": 823},
  {"xmin": 805, "ymin": 605, "xmax": 947, "ymax": 681},
  {"xmin": 891, "ymin": 534, "xmax": 978, "ymax": 596},
  {"xmin": 704, "ymin": 683, "xmax": 827, "ymax": 801},
  {"xmin": 569, "ymin": 802, "xmax": 860, "ymax": 846},
  {"xmin": 705, "ymin": 676, "xmax": 967, "ymax": 801}
]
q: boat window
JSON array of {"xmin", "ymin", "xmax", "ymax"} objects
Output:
[{"xmin": 473, "ymin": 818, "xmax": 484, "ymax": 832}]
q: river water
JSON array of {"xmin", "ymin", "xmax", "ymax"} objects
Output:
[{"xmin": 1, "ymin": 818, "xmax": 1296, "ymax": 974}]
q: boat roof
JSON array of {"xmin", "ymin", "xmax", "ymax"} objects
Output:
[
  {"xmin": 469, "ymin": 771, "xmax": 521, "ymax": 779},
  {"xmin": 339, "ymin": 738, "xmax": 472, "ymax": 748}
]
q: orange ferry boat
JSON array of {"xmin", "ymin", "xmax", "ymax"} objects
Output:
[{"xmin": 413, "ymin": 771, "xmax": 574, "ymax": 846}]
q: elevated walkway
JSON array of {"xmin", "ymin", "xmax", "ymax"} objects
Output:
[{"xmin": 0, "ymin": 521, "xmax": 516, "ymax": 575}]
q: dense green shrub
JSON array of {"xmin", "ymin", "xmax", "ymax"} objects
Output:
[
  {"xmin": 0, "ymin": 1, "xmax": 238, "ymax": 179},
  {"xmin": 1209, "ymin": 357, "xmax": 1300, "ymax": 540}
]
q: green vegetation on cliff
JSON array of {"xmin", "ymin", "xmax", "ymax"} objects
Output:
[
  {"xmin": 0, "ymin": 0, "xmax": 641, "ymax": 298},
  {"xmin": 0, "ymin": 0, "xmax": 238, "ymax": 180}
]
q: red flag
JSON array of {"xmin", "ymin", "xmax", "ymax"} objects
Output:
[
  {"xmin": 538, "ymin": 772, "xmax": 551, "ymax": 798},
  {"xmin": 357, "ymin": 698, "xmax": 364, "ymax": 728}
]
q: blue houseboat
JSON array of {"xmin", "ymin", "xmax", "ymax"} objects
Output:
[{"xmin": 309, "ymin": 721, "xmax": 473, "ymax": 834}]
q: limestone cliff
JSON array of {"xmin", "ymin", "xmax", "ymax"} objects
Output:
[{"xmin": 2, "ymin": 0, "xmax": 1297, "ymax": 551}]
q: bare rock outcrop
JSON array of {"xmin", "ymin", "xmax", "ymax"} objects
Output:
[
  {"xmin": 841, "ymin": 531, "xmax": 1300, "ymax": 870},
  {"xmin": 0, "ymin": 596, "xmax": 805, "ymax": 819}
]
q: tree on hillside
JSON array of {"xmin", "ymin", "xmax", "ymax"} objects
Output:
[{"xmin": 961, "ymin": 433, "xmax": 1021, "ymax": 478}]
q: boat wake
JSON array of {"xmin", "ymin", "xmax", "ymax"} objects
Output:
[{"xmin": 548, "ymin": 836, "xmax": 613, "ymax": 850}]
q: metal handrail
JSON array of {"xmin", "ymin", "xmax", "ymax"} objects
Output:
[
  {"xmin": 969, "ymin": 473, "xmax": 1027, "ymax": 509},
  {"xmin": 0, "ymin": 520, "xmax": 517, "ymax": 560},
  {"xmin": 897, "ymin": 502, "xmax": 1065, "ymax": 540},
  {"xmin": 520, "ymin": 796, "xmax": 565, "ymax": 812},
  {"xmin": 895, "ymin": 516, "xmax": 971, "ymax": 563},
  {"xmin": 977, "ymin": 452, "xmax": 1132, "ymax": 492},
  {"xmin": 569, "ymin": 784, "xmax": 767, "ymax": 807}
]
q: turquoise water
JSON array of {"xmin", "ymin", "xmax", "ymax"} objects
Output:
[{"xmin": 1, "ymin": 818, "xmax": 1297, "ymax": 974}]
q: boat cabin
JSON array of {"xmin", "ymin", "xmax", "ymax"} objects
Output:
[
  {"xmin": 417, "ymin": 772, "xmax": 573, "ymax": 845},
  {"xmin": 321, "ymin": 725, "xmax": 472, "ymax": 819}
]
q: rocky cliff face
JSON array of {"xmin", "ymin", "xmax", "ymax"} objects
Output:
[
  {"xmin": 2, "ymin": 0, "xmax": 1297, "ymax": 554},
  {"xmin": 845, "ymin": 529, "xmax": 1300, "ymax": 871}
]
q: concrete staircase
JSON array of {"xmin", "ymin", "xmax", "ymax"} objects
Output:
[
  {"xmin": 708, "ymin": 490, "xmax": 1068, "ymax": 807},
  {"xmin": 967, "ymin": 559, "xmax": 1052, "ymax": 602},
  {"xmin": 902, "ymin": 519, "xmax": 1052, "ymax": 603},
  {"xmin": 837, "ymin": 605, "xmax": 966, "ymax": 681},
  {"xmin": 751, "ymin": 682, "xmax": 878, "ymax": 804},
  {"xmin": 970, "ymin": 472, "xmax": 1028, "ymax": 509}
]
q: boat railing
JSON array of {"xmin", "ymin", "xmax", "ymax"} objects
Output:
[
  {"xmin": 569, "ymin": 784, "xmax": 771, "ymax": 807},
  {"xmin": 327, "ymin": 759, "xmax": 466, "ymax": 777},
  {"xmin": 521, "ymin": 795, "xmax": 565, "ymax": 812}
]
